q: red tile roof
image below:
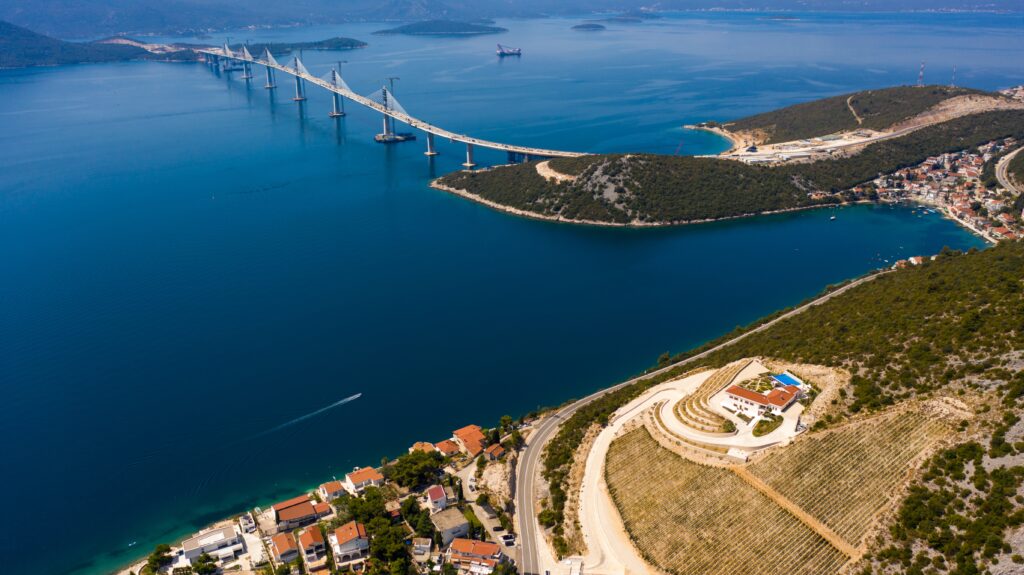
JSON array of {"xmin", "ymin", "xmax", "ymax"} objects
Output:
[
  {"xmin": 272, "ymin": 533, "xmax": 298, "ymax": 558},
  {"xmin": 333, "ymin": 521, "xmax": 368, "ymax": 545},
  {"xmin": 300, "ymin": 528, "xmax": 324, "ymax": 550},
  {"xmin": 435, "ymin": 440, "xmax": 460, "ymax": 456},
  {"xmin": 320, "ymin": 480, "xmax": 344, "ymax": 494},
  {"xmin": 411, "ymin": 441, "xmax": 435, "ymax": 453},
  {"xmin": 314, "ymin": 502, "xmax": 331, "ymax": 516},
  {"xmin": 485, "ymin": 444, "xmax": 505, "ymax": 458},
  {"xmin": 454, "ymin": 424, "xmax": 486, "ymax": 457},
  {"xmin": 449, "ymin": 538, "xmax": 500, "ymax": 558},
  {"xmin": 427, "ymin": 485, "xmax": 446, "ymax": 502},
  {"xmin": 725, "ymin": 385, "xmax": 770, "ymax": 406},
  {"xmin": 346, "ymin": 467, "xmax": 383, "ymax": 485},
  {"xmin": 273, "ymin": 494, "xmax": 311, "ymax": 512},
  {"xmin": 278, "ymin": 501, "xmax": 317, "ymax": 522}
]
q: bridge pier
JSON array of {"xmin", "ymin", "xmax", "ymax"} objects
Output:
[
  {"xmin": 241, "ymin": 61, "xmax": 253, "ymax": 80},
  {"xmin": 264, "ymin": 66, "xmax": 276, "ymax": 89},
  {"xmin": 329, "ymin": 93, "xmax": 345, "ymax": 118},
  {"xmin": 425, "ymin": 133, "xmax": 438, "ymax": 156},
  {"xmin": 507, "ymin": 151, "xmax": 518, "ymax": 164},
  {"xmin": 293, "ymin": 75, "xmax": 306, "ymax": 102},
  {"xmin": 463, "ymin": 143, "xmax": 476, "ymax": 168}
]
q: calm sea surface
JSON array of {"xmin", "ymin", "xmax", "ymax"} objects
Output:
[{"xmin": 1, "ymin": 12, "xmax": 1017, "ymax": 575}]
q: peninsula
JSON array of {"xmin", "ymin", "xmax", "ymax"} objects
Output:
[
  {"xmin": 434, "ymin": 85, "xmax": 1024, "ymax": 242},
  {"xmin": 0, "ymin": 20, "xmax": 197, "ymax": 67},
  {"xmin": 373, "ymin": 20, "xmax": 508, "ymax": 36}
]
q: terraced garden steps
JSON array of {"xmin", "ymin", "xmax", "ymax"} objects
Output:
[{"xmin": 673, "ymin": 359, "xmax": 752, "ymax": 435}]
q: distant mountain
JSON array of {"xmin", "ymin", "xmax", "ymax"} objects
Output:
[
  {"xmin": 0, "ymin": 20, "xmax": 193, "ymax": 67},
  {"xmin": 1, "ymin": 0, "xmax": 1020, "ymax": 39}
]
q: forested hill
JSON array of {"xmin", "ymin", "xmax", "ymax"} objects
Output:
[
  {"xmin": 437, "ymin": 109, "xmax": 1024, "ymax": 225},
  {"xmin": 373, "ymin": 20, "xmax": 507, "ymax": 36},
  {"xmin": 726, "ymin": 85, "xmax": 991, "ymax": 144},
  {"xmin": 0, "ymin": 21, "xmax": 194, "ymax": 67}
]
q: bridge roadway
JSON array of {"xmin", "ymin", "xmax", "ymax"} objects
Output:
[{"xmin": 199, "ymin": 48, "xmax": 587, "ymax": 160}]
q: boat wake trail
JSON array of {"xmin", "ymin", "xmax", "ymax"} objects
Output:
[{"xmin": 250, "ymin": 393, "xmax": 362, "ymax": 439}]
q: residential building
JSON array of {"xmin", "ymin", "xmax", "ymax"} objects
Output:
[
  {"xmin": 412, "ymin": 537, "xmax": 433, "ymax": 563},
  {"xmin": 484, "ymin": 444, "xmax": 505, "ymax": 461},
  {"xmin": 344, "ymin": 466, "xmax": 384, "ymax": 495},
  {"xmin": 181, "ymin": 526, "xmax": 244, "ymax": 563},
  {"xmin": 318, "ymin": 480, "xmax": 346, "ymax": 501},
  {"xmin": 446, "ymin": 538, "xmax": 504, "ymax": 575},
  {"xmin": 425, "ymin": 484, "xmax": 448, "ymax": 513},
  {"xmin": 299, "ymin": 527, "xmax": 328, "ymax": 571},
  {"xmin": 453, "ymin": 424, "xmax": 486, "ymax": 457},
  {"xmin": 724, "ymin": 384, "xmax": 801, "ymax": 418},
  {"xmin": 410, "ymin": 441, "xmax": 435, "ymax": 454},
  {"xmin": 271, "ymin": 532, "xmax": 299, "ymax": 564},
  {"xmin": 273, "ymin": 495, "xmax": 318, "ymax": 530},
  {"xmin": 435, "ymin": 439, "xmax": 461, "ymax": 457},
  {"xmin": 330, "ymin": 521, "xmax": 370, "ymax": 565},
  {"xmin": 431, "ymin": 508, "xmax": 470, "ymax": 546}
]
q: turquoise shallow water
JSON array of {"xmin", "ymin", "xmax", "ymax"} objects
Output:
[{"xmin": 0, "ymin": 12, "xmax": 1015, "ymax": 575}]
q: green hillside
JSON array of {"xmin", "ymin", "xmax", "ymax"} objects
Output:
[
  {"xmin": 234, "ymin": 37, "xmax": 366, "ymax": 55},
  {"xmin": 438, "ymin": 109, "xmax": 1024, "ymax": 225},
  {"xmin": 540, "ymin": 241, "xmax": 1024, "ymax": 565},
  {"xmin": 0, "ymin": 20, "xmax": 198, "ymax": 67},
  {"xmin": 727, "ymin": 85, "xmax": 989, "ymax": 144}
]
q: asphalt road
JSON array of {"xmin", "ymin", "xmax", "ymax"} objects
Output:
[
  {"xmin": 513, "ymin": 270, "xmax": 887, "ymax": 575},
  {"xmin": 996, "ymin": 146, "xmax": 1022, "ymax": 195}
]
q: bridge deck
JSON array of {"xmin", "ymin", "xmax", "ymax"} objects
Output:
[{"xmin": 200, "ymin": 49, "xmax": 587, "ymax": 159}]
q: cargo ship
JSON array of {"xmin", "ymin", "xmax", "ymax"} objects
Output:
[{"xmin": 496, "ymin": 44, "xmax": 522, "ymax": 56}]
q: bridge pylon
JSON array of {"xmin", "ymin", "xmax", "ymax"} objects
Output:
[
  {"xmin": 262, "ymin": 49, "xmax": 277, "ymax": 89},
  {"xmin": 425, "ymin": 133, "xmax": 438, "ymax": 156},
  {"xmin": 291, "ymin": 56, "xmax": 307, "ymax": 102},
  {"xmin": 463, "ymin": 143, "xmax": 476, "ymax": 168},
  {"xmin": 326, "ymin": 69, "xmax": 346, "ymax": 118}
]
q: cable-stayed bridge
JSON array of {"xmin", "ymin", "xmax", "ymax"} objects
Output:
[{"xmin": 198, "ymin": 46, "xmax": 588, "ymax": 166}]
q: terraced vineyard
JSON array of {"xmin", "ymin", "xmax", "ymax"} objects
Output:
[
  {"xmin": 607, "ymin": 428, "xmax": 849, "ymax": 575},
  {"xmin": 749, "ymin": 409, "xmax": 951, "ymax": 544},
  {"xmin": 673, "ymin": 359, "xmax": 751, "ymax": 434}
]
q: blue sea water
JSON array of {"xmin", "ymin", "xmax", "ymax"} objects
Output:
[{"xmin": 0, "ymin": 12, "xmax": 1016, "ymax": 575}]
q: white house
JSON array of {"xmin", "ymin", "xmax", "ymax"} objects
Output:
[
  {"xmin": 343, "ymin": 467, "xmax": 384, "ymax": 496},
  {"xmin": 318, "ymin": 480, "xmax": 346, "ymax": 501},
  {"xmin": 330, "ymin": 521, "xmax": 370, "ymax": 565},
  {"xmin": 181, "ymin": 526, "xmax": 244, "ymax": 563},
  {"xmin": 724, "ymin": 384, "xmax": 801, "ymax": 418},
  {"xmin": 425, "ymin": 484, "xmax": 448, "ymax": 514}
]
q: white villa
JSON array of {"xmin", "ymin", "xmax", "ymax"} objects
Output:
[
  {"xmin": 181, "ymin": 525, "xmax": 244, "ymax": 563},
  {"xmin": 723, "ymin": 372, "xmax": 807, "ymax": 418}
]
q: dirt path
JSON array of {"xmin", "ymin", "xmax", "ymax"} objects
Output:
[
  {"xmin": 730, "ymin": 465, "xmax": 858, "ymax": 558},
  {"xmin": 535, "ymin": 160, "xmax": 577, "ymax": 183},
  {"xmin": 846, "ymin": 95, "xmax": 864, "ymax": 125}
]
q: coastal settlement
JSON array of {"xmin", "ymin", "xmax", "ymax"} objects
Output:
[{"xmin": 120, "ymin": 420, "xmax": 527, "ymax": 575}]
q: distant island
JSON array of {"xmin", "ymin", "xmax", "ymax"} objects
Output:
[
  {"xmin": 0, "ymin": 20, "xmax": 196, "ymax": 67},
  {"xmin": 232, "ymin": 37, "xmax": 366, "ymax": 55},
  {"xmin": 572, "ymin": 23, "xmax": 607, "ymax": 31},
  {"xmin": 373, "ymin": 20, "xmax": 508, "ymax": 36},
  {"xmin": 434, "ymin": 85, "xmax": 1024, "ymax": 229}
]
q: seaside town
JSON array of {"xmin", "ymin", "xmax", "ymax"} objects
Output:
[
  {"xmin": 121, "ymin": 421, "xmax": 524, "ymax": 575},
  {"xmin": 827, "ymin": 136, "xmax": 1023, "ymax": 248}
]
